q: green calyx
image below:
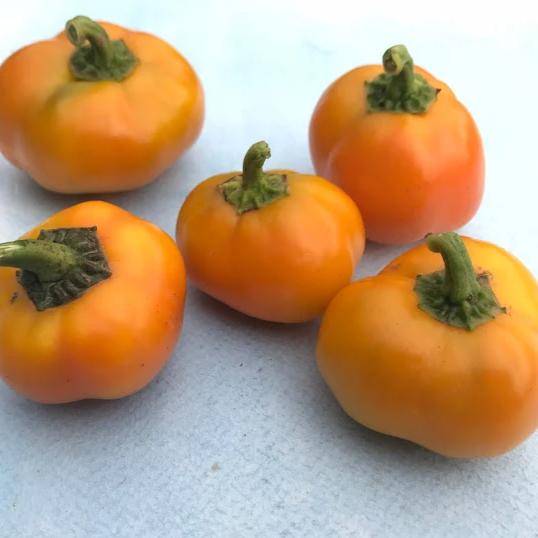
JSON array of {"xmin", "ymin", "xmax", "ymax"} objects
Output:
[
  {"xmin": 414, "ymin": 232, "xmax": 506, "ymax": 331},
  {"xmin": 66, "ymin": 15, "xmax": 138, "ymax": 81},
  {"xmin": 0, "ymin": 227, "xmax": 111, "ymax": 311},
  {"xmin": 365, "ymin": 44, "xmax": 438, "ymax": 113},
  {"xmin": 219, "ymin": 141, "xmax": 289, "ymax": 215}
]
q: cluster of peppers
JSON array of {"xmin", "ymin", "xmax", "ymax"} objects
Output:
[{"xmin": 0, "ymin": 16, "xmax": 536, "ymax": 459}]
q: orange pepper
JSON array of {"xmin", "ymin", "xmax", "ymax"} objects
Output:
[
  {"xmin": 309, "ymin": 45, "xmax": 484, "ymax": 245},
  {"xmin": 0, "ymin": 16, "xmax": 204, "ymax": 193},
  {"xmin": 317, "ymin": 232, "xmax": 538, "ymax": 457},
  {"xmin": 176, "ymin": 141, "xmax": 365, "ymax": 323},
  {"xmin": 0, "ymin": 201, "xmax": 186, "ymax": 403}
]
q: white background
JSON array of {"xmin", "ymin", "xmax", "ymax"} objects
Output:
[{"xmin": 0, "ymin": 0, "xmax": 537, "ymax": 536}]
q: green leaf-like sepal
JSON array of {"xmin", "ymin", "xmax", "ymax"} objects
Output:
[
  {"xmin": 366, "ymin": 44, "xmax": 439, "ymax": 114},
  {"xmin": 415, "ymin": 270, "xmax": 506, "ymax": 331},
  {"xmin": 219, "ymin": 141, "xmax": 289, "ymax": 215},
  {"xmin": 17, "ymin": 227, "xmax": 111, "ymax": 311}
]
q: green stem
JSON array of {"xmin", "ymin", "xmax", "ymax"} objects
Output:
[
  {"xmin": 66, "ymin": 16, "xmax": 113, "ymax": 67},
  {"xmin": 241, "ymin": 142, "xmax": 270, "ymax": 190},
  {"xmin": 0, "ymin": 227, "xmax": 111, "ymax": 311},
  {"xmin": 219, "ymin": 141, "xmax": 289, "ymax": 215},
  {"xmin": 0, "ymin": 240, "xmax": 79, "ymax": 282},
  {"xmin": 366, "ymin": 44, "xmax": 438, "ymax": 113},
  {"xmin": 414, "ymin": 232, "xmax": 505, "ymax": 331},
  {"xmin": 382, "ymin": 45, "xmax": 415, "ymax": 95},
  {"xmin": 65, "ymin": 16, "xmax": 138, "ymax": 82},
  {"xmin": 425, "ymin": 233, "xmax": 482, "ymax": 304}
]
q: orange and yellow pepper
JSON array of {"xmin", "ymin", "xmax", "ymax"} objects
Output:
[
  {"xmin": 317, "ymin": 232, "xmax": 538, "ymax": 457},
  {"xmin": 0, "ymin": 16, "xmax": 204, "ymax": 193},
  {"xmin": 310, "ymin": 45, "xmax": 484, "ymax": 245},
  {"xmin": 0, "ymin": 201, "xmax": 186, "ymax": 403},
  {"xmin": 177, "ymin": 141, "xmax": 365, "ymax": 323}
]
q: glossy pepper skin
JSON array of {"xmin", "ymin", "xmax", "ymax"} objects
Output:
[
  {"xmin": 177, "ymin": 141, "xmax": 365, "ymax": 323},
  {"xmin": 0, "ymin": 201, "xmax": 186, "ymax": 403},
  {"xmin": 0, "ymin": 16, "xmax": 204, "ymax": 193},
  {"xmin": 317, "ymin": 233, "xmax": 538, "ymax": 458},
  {"xmin": 309, "ymin": 45, "xmax": 484, "ymax": 245}
]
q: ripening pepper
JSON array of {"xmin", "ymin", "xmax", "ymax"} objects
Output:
[
  {"xmin": 176, "ymin": 141, "xmax": 365, "ymax": 323},
  {"xmin": 0, "ymin": 201, "xmax": 186, "ymax": 403},
  {"xmin": 0, "ymin": 16, "xmax": 204, "ymax": 193},
  {"xmin": 317, "ymin": 232, "xmax": 538, "ymax": 457},
  {"xmin": 309, "ymin": 45, "xmax": 484, "ymax": 245}
]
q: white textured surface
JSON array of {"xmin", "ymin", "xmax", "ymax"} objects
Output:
[{"xmin": 1, "ymin": 1, "xmax": 537, "ymax": 536}]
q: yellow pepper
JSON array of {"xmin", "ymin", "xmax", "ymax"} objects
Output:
[
  {"xmin": 0, "ymin": 16, "xmax": 204, "ymax": 193},
  {"xmin": 317, "ymin": 232, "xmax": 538, "ymax": 457}
]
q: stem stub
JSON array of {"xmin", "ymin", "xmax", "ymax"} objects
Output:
[
  {"xmin": 66, "ymin": 15, "xmax": 138, "ymax": 82},
  {"xmin": 365, "ymin": 44, "xmax": 439, "ymax": 114},
  {"xmin": 219, "ymin": 141, "xmax": 289, "ymax": 214},
  {"xmin": 414, "ymin": 232, "xmax": 505, "ymax": 331},
  {"xmin": 0, "ymin": 227, "xmax": 111, "ymax": 311}
]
